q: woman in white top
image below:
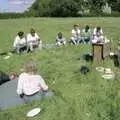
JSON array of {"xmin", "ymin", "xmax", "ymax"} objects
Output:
[
  {"xmin": 17, "ymin": 60, "xmax": 53, "ymax": 103},
  {"xmin": 13, "ymin": 31, "xmax": 27, "ymax": 53},
  {"xmin": 70, "ymin": 24, "xmax": 81, "ymax": 44},
  {"xmin": 92, "ymin": 26, "xmax": 104, "ymax": 43},
  {"xmin": 27, "ymin": 28, "xmax": 42, "ymax": 52}
]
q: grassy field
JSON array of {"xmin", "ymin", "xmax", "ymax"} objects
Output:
[{"xmin": 0, "ymin": 17, "xmax": 120, "ymax": 120}]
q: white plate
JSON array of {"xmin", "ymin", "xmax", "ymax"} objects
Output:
[
  {"xmin": 96, "ymin": 67, "xmax": 104, "ymax": 72},
  {"xmin": 110, "ymin": 52, "xmax": 114, "ymax": 56},
  {"xmin": 4, "ymin": 55, "xmax": 10, "ymax": 59},
  {"xmin": 27, "ymin": 108, "xmax": 41, "ymax": 117},
  {"xmin": 102, "ymin": 74, "xmax": 115, "ymax": 79},
  {"xmin": 104, "ymin": 68, "xmax": 112, "ymax": 74}
]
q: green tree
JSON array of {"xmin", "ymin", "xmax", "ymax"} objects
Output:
[
  {"xmin": 88, "ymin": 0, "xmax": 106, "ymax": 14},
  {"xmin": 49, "ymin": 0, "xmax": 80, "ymax": 17}
]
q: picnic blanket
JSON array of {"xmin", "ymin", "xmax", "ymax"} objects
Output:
[
  {"xmin": 0, "ymin": 79, "xmax": 53, "ymax": 110},
  {"xmin": 0, "ymin": 80, "xmax": 24, "ymax": 110}
]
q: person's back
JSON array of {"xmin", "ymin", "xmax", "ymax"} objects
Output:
[
  {"xmin": 16, "ymin": 60, "xmax": 53, "ymax": 104},
  {"xmin": 17, "ymin": 72, "xmax": 48, "ymax": 96}
]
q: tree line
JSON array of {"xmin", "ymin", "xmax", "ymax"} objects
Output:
[
  {"xmin": 28, "ymin": 0, "xmax": 120, "ymax": 17},
  {"xmin": 0, "ymin": 0, "xmax": 120, "ymax": 19}
]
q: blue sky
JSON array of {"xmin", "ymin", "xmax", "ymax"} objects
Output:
[{"xmin": 0, "ymin": 0, "xmax": 35, "ymax": 13}]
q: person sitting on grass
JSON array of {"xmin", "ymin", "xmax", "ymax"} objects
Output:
[
  {"xmin": 27, "ymin": 28, "xmax": 42, "ymax": 52},
  {"xmin": 56, "ymin": 32, "xmax": 66, "ymax": 46},
  {"xmin": 13, "ymin": 31, "xmax": 27, "ymax": 54},
  {"xmin": 81, "ymin": 25, "xmax": 91, "ymax": 44},
  {"xmin": 92, "ymin": 26, "xmax": 104, "ymax": 43},
  {"xmin": 17, "ymin": 60, "xmax": 53, "ymax": 103},
  {"xmin": 70, "ymin": 24, "xmax": 81, "ymax": 45}
]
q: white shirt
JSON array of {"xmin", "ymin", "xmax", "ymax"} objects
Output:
[
  {"xmin": 27, "ymin": 33, "xmax": 40, "ymax": 43},
  {"xmin": 13, "ymin": 36, "xmax": 26, "ymax": 48},
  {"xmin": 93, "ymin": 28, "xmax": 103, "ymax": 36},
  {"xmin": 71, "ymin": 29, "xmax": 80, "ymax": 37},
  {"xmin": 17, "ymin": 73, "xmax": 48, "ymax": 95},
  {"xmin": 56, "ymin": 36, "xmax": 66, "ymax": 42}
]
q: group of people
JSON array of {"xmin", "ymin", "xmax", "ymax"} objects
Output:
[
  {"xmin": 0, "ymin": 24, "xmax": 110, "ymax": 110},
  {"xmin": 13, "ymin": 25, "xmax": 106, "ymax": 54},
  {"xmin": 56, "ymin": 24, "xmax": 105, "ymax": 46},
  {"xmin": 13, "ymin": 28, "xmax": 42, "ymax": 54}
]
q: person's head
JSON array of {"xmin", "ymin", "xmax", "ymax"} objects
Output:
[
  {"xmin": 30, "ymin": 28, "xmax": 35, "ymax": 36},
  {"xmin": 85, "ymin": 25, "xmax": 89, "ymax": 32},
  {"xmin": 96, "ymin": 26, "xmax": 101, "ymax": 32},
  {"xmin": 118, "ymin": 41, "xmax": 120, "ymax": 46},
  {"xmin": 73, "ymin": 24, "xmax": 79, "ymax": 31},
  {"xmin": 58, "ymin": 32, "xmax": 62, "ymax": 39},
  {"xmin": 18, "ymin": 31, "xmax": 24, "ymax": 39},
  {"xmin": 23, "ymin": 60, "xmax": 37, "ymax": 74}
]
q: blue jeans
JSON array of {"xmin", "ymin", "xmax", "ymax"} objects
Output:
[{"xmin": 22, "ymin": 91, "xmax": 54, "ymax": 103}]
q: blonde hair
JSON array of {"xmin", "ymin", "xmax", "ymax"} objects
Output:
[{"xmin": 22, "ymin": 60, "xmax": 37, "ymax": 74}]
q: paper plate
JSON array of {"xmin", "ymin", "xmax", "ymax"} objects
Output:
[
  {"xmin": 4, "ymin": 55, "xmax": 10, "ymax": 60},
  {"xmin": 27, "ymin": 108, "xmax": 41, "ymax": 117},
  {"xmin": 110, "ymin": 52, "xmax": 114, "ymax": 56},
  {"xmin": 96, "ymin": 67, "xmax": 104, "ymax": 72},
  {"xmin": 104, "ymin": 68, "xmax": 112, "ymax": 74},
  {"xmin": 102, "ymin": 74, "xmax": 115, "ymax": 80}
]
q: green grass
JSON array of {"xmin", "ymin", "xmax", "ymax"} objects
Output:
[{"xmin": 0, "ymin": 17, "xmax": 120, "ymax": 120}]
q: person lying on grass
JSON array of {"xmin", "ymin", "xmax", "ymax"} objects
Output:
[
  {"xmin": 13, "ymin": 31, "xmax": 27, "ymax": 54},
  {"xmin": 27, "ymin": 28, "xmax": 42, "ymax": 52},
  {"xmin": 17, "ymin": 60, "xmax": 53, "ymax": 103},
  {"xmin": 56, "ymin": 32, "xmax": 66, "ymax": 46}
]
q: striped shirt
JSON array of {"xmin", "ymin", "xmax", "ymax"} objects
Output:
[{"xmin": 17, "ymin": 73, "xmax": 48, "ymax": 95}]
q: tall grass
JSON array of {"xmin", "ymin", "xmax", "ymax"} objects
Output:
[{"xmin": 0, "ymin": 17, "xmax": 120, "ymax": 120}]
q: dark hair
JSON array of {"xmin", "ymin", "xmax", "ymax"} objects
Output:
[
  {"xmin": 18, "ymin": 31, "xmax": 24, "ymax": 37},
  {"xmin": 74, "ymin": 24, "xmax": 78, "ymax": 27},
  {"xmin": 85, "ymin": 25, "xmax": 89, "ymax": 32},
  {"xmin": 80, "ymin": 66, "xmax": 89, "ymax": 75},
  {"xmin": 30, "ymin": 28, "xmax": 35, "ymax": 33},
  {"xmin": 58, "ymin": 32, "xmax": 62, "ymax": 36},
  {"xmin": 96, "ymin": 26, "xmax": 101, "ymax": 32}
]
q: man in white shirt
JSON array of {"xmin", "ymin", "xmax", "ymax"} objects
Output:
[
  {"xmin": 70, "ymin": 24, "xmax": 81, "ymax": 45},
  {"xmin": 56, "ymin": 32, "xmax": 66, "ymax": 46},
  {"xmin": 92, "ymin": 26, "xmax": 104, "ymax": 43},
  {"xmin": 13, "ymin": 31, "xmax": 27, "ymax": 53},
  {"xmin": 27, "ymin": 28, "xmax": 42, "ymax": 52}
]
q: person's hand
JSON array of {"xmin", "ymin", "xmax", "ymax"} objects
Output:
[
  {"xmin": 42, "ymin": 88, "xmax": 49, "ymax": 93},
  {"xmin": 19, "ymin": 93, "xmax": 24, "ymax": 98}
]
